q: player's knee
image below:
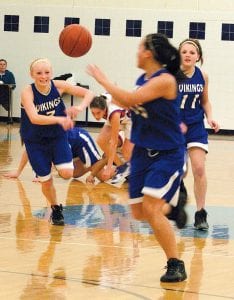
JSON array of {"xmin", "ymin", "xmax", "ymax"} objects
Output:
[
  {"xmin": 131, "ymin": 206, "xmax": 144, "ymax": 220},
  {"xmin": 142, "ymin": 200, "xmax": 160, "ymax": 221},
  {"xmin": 59, "ymin": 169, "xmax": 73, "ymax": 179},
  {"xmin": 193, "ymin": 165, "xmax": 205, "ymax": 178},
  {"xmin": 41, "ymin": 177, "xmax": 53, "ymax": 188}
]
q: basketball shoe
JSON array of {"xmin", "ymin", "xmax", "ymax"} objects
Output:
[
  {"xmin": 167, "ymin": 192, "xmax": 188, "ymax": 229},
  {"xmin": 160, "ymin": 258, "xmax": 187, "ymax": 282},
  {"xmin": 110, "ymin": 162, "xmax": 130, "ymax": 184},
  {"xmin": 194, "ymin": 208, "xmax": 209, "ymax": 230},
  {"xmin": 179, "ymin": 180, "xmax": 188, "ymax": 204},
  {"xmin": 50, "ymin": 204, "xmax": 64, "ymax": 226}
]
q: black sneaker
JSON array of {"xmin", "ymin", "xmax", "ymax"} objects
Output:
[
  {"xmin": 160, "ymin": 258, "xmax": 187, "ymax": 282},
  {"xmin": 179, "ymin": 180, "xmax": 188, "ymax": 205},
  {"xmin": 50, "ymin": 204, "xmax": 64, "ymax": 226},
  {"xmin": 194, "ymin": 208, "xmax": 209, "ymax": 230},
  {"xmin": 167, "ymin": 191, "xmax": 188, "ymax": 229}
]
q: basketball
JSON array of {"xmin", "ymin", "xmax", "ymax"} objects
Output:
[{"xmin": 59, "ymin": 24, "xmax": 92, "ymax": 57}]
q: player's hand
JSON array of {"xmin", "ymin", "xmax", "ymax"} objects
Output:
[
  {"xmin": 86, "ymin": 64, "xmax": 108, "ymax": 85},
  {"xmin": 102, "ymin": 167, "xmax": 113, "ymax": 181},
  {"xmin": 180, "ymin": 122, "xmax": 188, "ymax": 134},
  {"xmin": 58, "ymin": 116, "xmax": 74, "ymax": 130},
  {"xmin": 66, "ymin": 106, "xmax": 82, "ymax": 119},
  {"xmin": 207, "ymin": 119, "xmax": 220, "ymax": 133},
  {"xmin": 32, "ymin": 176, "xmax": 40, "ymax": 183},
  {"xmin": 3, "ymin": 171, "xmax": 20, "ymax": 179},
  {"xmin": 86, "ymin": 174, "xmax": 95, "ymax": 184}
]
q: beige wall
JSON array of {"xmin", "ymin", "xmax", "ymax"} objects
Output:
[
  {"xmin": 4, "ymin": 0, "xmax": 234, "ymax": 10},
  {"xmin": 0, "ymin": 1, "xmax": 234, "ymax": 128}
]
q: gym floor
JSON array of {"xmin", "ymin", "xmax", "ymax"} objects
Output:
[{"xmin": 0, "ymin": 123, "xmax": 234, "ymax": 299}]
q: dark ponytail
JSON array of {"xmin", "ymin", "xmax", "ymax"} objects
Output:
[
  {"xmin": 145, "ymin": 33, "xmax": 186, "ymax": 82},
  {"xmin": 90, "ymin": 94, "xmax": 107, "ymax": 110}
]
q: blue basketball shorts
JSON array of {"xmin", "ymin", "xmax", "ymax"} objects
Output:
[
  {"xmin": 72, "ymin": 131, "xmax": 101, "ymax": 167},
  {"xmin": 185, "ymin": 121, "xmax": 208, "ymax": 152},
  {"xmin": 128, "ymin": 145, "xmax": 186, "ymax": 206},
  {"xmin": 25, "ymin": 135, "xmax": 73, "ymax": 181}
]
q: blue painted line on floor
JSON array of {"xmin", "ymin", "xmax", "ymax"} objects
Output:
[{"xmin": 33, "ymin": 204, "xmax": 234, "ymax": 240}]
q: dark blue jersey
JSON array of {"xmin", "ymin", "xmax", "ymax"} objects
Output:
[
  {"xmin": 130, "ymin": 69, "xmax": 184, "ymax": 151},
  {"xmin": 178, "ymin": 66, "xmax": 205, "ymax": 125},
  {"xmin": 20, "ymin": 80, "xmax": 67, "ymax": 143}
]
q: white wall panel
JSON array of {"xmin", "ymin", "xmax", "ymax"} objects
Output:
[{"xmin": 0, "ymin": 2, "xmax": 233, "ymax": 128}]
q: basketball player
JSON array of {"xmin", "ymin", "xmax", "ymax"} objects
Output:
[
  {"xmin": 178, "ymin": 39, "xmax": 220, "ymax": 230},
  {"xmin": 90, "ymin": 93, "xmax": 134, "ymax": 182},
  {"xmin": 69, "ymin": 126, "xmax": 116, "ymax": 183},
  {"xmin": 87, "ymin": 33, "xmax": 187, "ymax": 282},
  {"xmin": 20, "ymin": 58, "xmax": 95, "ymax": 226},
  {"xmin": 4, "ymin": 127, "xmax": 117, "ymax": 184}
]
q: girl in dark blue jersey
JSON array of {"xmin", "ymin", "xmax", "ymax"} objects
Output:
[
  {"xmin": 20, "ymin": 58, "xmax": 95, "ymax": 225},
  {"xmin": 178, "ymin": 39, "xmax": 220, "ymax": 230},
  {"xmin": 4, "ymin": 127, "xmax": 114, "ymax": 184},
  {"xmin": 87, "ymin": 33, "xmax": 187, "ymax": 283}
]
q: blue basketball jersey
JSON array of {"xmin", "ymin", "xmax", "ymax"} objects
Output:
[
  {"xmin": 20, "ymin": 80, "xmax": 67, "ymax": 142},
  {"xmin": 131, "ymin": 69, "xmax": 184, "ymax": 150},
  {"xmin": 178, "ymin": 66, "xmax": 205, "ymax": 125}
]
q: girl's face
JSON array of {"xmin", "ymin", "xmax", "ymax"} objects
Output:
[
  {"xmin": 180, "ymin": 43, "xmax": 200, "ymax": 69},
  {"xmin": 90, "ymin": 107, "xmax": 106, "ymax": 121},
  {"xmin": 136, "ymin": 39, "xmax": 149, "ymax": 69},
  {"xmin": 30, "ymin": 61, "xmax": 52, "ymax": 87}
]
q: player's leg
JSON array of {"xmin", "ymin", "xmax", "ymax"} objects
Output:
[
  {"xmin": 110, "ymin": 139, "xmax": 133, "ymax": 184},
  {"xmin": 189, "ymin": 147, "xmax": 207, "ymax": 209},
  {"xmin": 25, "ymin": 142, "xmax": 65, "ymax": 225},
  {"xmin": 122, "ymin": 138, "xmax": 134, "ymax": 162},
  {"xmin": 73, "ymin": 158, "xmax": 89, "ymax": 178},
  {"xmin": 50, "ymin": 136, "xmax": 74, "ymax": 225},
  {"xmin": 185, "ymin": 121, "xmax": 209, "ymax": 230},
  {"xmin": 129, "ymin": 146, "xmax": 187, "ymax": 282},
  {"xmin": 189, "ymin": 147, "xmax": 208, "ymax": 230},
  {"xmin": 144, "ymin": 196, "xmax": 186, "ymax": 282},
  {"xmin": 54, "ymin": 136, "xmax": 74, "ymax": 180},
  {"xmin": 41, "ymin": 177, "xmax": 56, "ymax": 204},
  {"xmin": 72, "ymin": 129, "xmax": 113, "ymax": 181},
  {"xmin": 110, "ymin": 123, "xmax": 134, "ymax": 183}
]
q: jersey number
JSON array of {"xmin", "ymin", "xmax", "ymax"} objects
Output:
[{"xmin": 180, "ymin": 94, "xmax": 199, "ymax": 109}]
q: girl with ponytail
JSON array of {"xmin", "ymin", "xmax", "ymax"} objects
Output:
[{"xmin": 86, "ymin": 33, "xmax": 187, "ymax": 283}]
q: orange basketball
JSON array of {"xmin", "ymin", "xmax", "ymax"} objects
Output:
[{"xmin": 59, "ymin": 24, "xmax": 92, "ymax": 57}]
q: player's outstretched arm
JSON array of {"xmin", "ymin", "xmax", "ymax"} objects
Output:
[{"xmin": 3, "ymin": 148, "xmax": 28, "ymax": 179}]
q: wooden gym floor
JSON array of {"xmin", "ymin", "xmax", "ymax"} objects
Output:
[{"xmin": 0, "ymin": 123, "xmax": 234, "ymax": 300}]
